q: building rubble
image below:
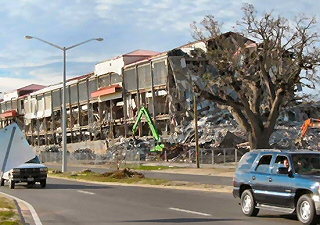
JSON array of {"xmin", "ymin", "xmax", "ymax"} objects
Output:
[{"xmin": 106, "ymin": 101, "xmax": 320, "ymax": 163}]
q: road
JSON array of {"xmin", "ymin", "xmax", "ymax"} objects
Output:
[{"xmin": 0, "ymin": 177, "xmax": 303, "ymax": 225}]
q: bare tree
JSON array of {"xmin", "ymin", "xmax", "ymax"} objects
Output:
[{"xmin": 191, "ymin": 4, "xmax": 320, "ymax": 149}]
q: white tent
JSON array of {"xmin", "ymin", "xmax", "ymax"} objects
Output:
[{"xmin": 0, "ymin": 123, "xmax": 35, "ymax": 172}]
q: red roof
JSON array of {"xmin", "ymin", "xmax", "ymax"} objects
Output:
[
  {"xmin": 123, "ymin": 49, "xmax": 160, "ymax": 57},
  {"xmin": 66, "ymin": 72, "xmax": 93, "ymax": 83},
  {"xmin": 17, "ymin": 84, "xmax": 46, "ymax": 92},
  {"xmin": 91, "ymin": 84, "xmax": 122, "ymax": 98}
]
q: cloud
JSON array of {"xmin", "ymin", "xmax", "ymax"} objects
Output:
[{"xmin": 0, "ymin": 0, "xmax": 318, "ymax": 94}]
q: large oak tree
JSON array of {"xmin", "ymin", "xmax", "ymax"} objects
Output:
[{"xmin": 191, "ymin": 4, "xmax": 320, "ymax": 149}]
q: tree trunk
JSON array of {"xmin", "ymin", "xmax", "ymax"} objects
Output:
[{"xmin": 248, "ymin": 131, "xmax": 271, "ymax": 150}]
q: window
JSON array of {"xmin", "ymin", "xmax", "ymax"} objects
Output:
[
  {"xmin": 292, "ymin": 153, "xmax": 320, "ymax": 175},
  {"xmin": 237, "ymin": 152, "xmax": 258, "ymax": 172},
  {"xmin": 272, "ymin": 155, "xmax": 289, "ymax": 174},
  {"xmin": 255, "ymin": 155, "xmax": 272, "ymax": 173}
]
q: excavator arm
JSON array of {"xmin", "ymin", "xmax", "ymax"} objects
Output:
[
  {"xmin": 132, "ymin": 106, "xmax": 164, "ymax": 151},
  {"xmin": 296, "ymin": 118, "xmax": 320, "ymax": 147}
]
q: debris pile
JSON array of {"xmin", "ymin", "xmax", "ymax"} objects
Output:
[
  {"xmin": 102, "ymin": 168, "xmax": 145, "ymax": 179},
  {"xmin": 159, "ymin": 143, "xmax": 187, "ymax": 160},
  {"xmin": 105, "ymin": 102, "xmax": 320, "ymax": 163}
]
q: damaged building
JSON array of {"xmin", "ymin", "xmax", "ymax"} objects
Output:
[
  {"xmin": 0, "ymin": 39, "xmax": 211, "ymax": 154},
  {"xmin": 0, "ymin": 32, "xmax": 318, "ymax": 155}
]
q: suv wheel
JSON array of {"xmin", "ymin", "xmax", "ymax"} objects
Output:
[
  {"xmin": 241, "ymin": 189, "xmax": 259, "ymax": 216},
  {"xmin": 9, "ymin": 179, "xmax": 15, "ymax": 189},
  {"xmin": 0, "ymin": 178, "xmax": 4, "ymax": 186},
  {"xmin": 297, "ymin": 194, "xmax": 317, "ymax": 225}
]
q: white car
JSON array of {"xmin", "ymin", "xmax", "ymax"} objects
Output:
[{"xmin": 1, "ymin": 156, "xmax": 47, "ymax": 189}]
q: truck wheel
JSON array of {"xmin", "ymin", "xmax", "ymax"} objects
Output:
[
  {"xmin": 0, "ymin": 178, "xmax": 4, "ymax": 186},
  {"xmin": 297, "ymin": 194, "xmax": 317, "ymax": 225},
  {"xmin": 241, "ymin": 189, "xmax": 259, "ymax": 216},
  {"xmin": 40, "ymin": 180, "xmax": 46, "ymax": 188},
  {"xmin": 9, "ymin": 179, "xmax": 15, "ymax": 189}
]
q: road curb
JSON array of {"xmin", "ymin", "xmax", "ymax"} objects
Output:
[{"xmin": 0, "ymin": 191, "xmax": 42, "ymax": 225}]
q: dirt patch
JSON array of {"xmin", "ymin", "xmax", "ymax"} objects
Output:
[{"xmin": 102, "ymin": 168, "xmax": 145, "ymax": 179}]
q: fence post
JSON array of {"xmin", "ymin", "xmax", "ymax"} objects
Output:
[
  {"xmin": 223, "ymin": 148, "xmax": 226, "ymax": 164},
  {"xmin": 235, "ymin": 148, "xmax": 237, "ymax": 163},
  {"xmin": 211, "ymin": 149, "xmax": 214, "ymax": 165}
]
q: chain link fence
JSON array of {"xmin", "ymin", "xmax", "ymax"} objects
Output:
[{"xmin": 39, "ymin": 147, "xmax": 247, "ymax": 167}]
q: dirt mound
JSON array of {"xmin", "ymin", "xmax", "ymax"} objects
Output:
[{"xmin": 102, "ymin": 168, "xmax": 145, "ymax": 179}]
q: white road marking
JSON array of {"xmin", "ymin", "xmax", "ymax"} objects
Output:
[
  {"xmin": 169, "ymin": 207, "xmax": 212, "ymax": 216},
  {"xmin": 0, "ymin": 191, "xmax": 42, "ymax": 225},
  {"xmin": 76, "ymin": 190, "xmax": 95, "ymax": 195}
]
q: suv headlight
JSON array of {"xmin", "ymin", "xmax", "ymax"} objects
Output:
[
  {"xmin": 40, "ymin": 167, "xmax": 48, "ymax": 173},
  {"xmin": 12, "ymin": 168, "xmax": 20, "ymax": 174}
]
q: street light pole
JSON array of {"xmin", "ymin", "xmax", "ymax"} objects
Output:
[
  {"xmin": 194, "ymin": 92, "xmax": 200, "ymax": 168},
  {"xmin": 25, "ymin": 36, "xmax": 103, "ymax": 172},
  {"xmin": 62, "ymin": 47, "xmax": 67, "ymax": 173}
]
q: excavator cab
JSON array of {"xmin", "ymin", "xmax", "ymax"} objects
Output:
[{"xmin": 295, "ymin": 118, "xmax": 320, "ymax": 148}]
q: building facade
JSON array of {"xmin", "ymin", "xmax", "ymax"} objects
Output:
[{"xmin": 0, "ymin": 41, "xmax": 207, "ymax": 152}]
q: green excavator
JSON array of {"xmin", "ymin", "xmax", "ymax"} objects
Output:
[{"xmin": 132, "ymin": 106, "xmax": 165, "ymax": 152}]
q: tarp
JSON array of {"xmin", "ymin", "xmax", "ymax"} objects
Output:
[{"xmin": 0, "ymin": 123, "xmax": 35, "ymax": 172}]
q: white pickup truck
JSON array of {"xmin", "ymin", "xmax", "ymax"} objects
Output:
[{"xmin": 1, "ymin": 155, "xmax": 47, "ymax": 189}]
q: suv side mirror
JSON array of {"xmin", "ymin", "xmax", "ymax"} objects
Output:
[{"xmin": 277, "ymin": 167, "xmax": 289, "ymax": 174}]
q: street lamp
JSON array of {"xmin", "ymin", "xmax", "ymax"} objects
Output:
[{"xmin": 25, "ymin": 36, "xmax": 103, "ymax": 172}]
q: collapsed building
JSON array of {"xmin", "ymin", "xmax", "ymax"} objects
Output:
[
  {"xmin": 0, "ymin": 32, "xmax": 319, "ymax": 155},
  {"xmin": 0, "ymin": 37, "xmax": 210, "ymax": 153}
]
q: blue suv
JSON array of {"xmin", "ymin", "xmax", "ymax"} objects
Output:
[{"xmin": 233, "ymin": 149, "xmax": 320, "ymax": 225}]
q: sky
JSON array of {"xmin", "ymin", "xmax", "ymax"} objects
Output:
[{"xmin": 0, "ymin": 0, "xmax": 318, "ymax": 95}]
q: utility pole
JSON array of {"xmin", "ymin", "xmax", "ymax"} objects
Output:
[
  {"xmin": 26, "ymin": 36, "xmax": 103, "ymax": 172},
  {"xmin": 194, "ymin": 91, "xmax": 200, "ymax": 168}
]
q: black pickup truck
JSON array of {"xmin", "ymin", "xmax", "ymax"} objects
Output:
[{"xmin": 233, "ymin": 149, "xmax": 320, "ymax": 225}]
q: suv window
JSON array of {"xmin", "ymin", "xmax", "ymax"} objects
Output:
[
  {"xmin": 236, "ymin": 152, "xmax": 258, "ymax": 172},
  {"xmin": 255, "ymin": 155, "xmax": 272, "ymax": 173},
  {"xmin": 272, "ymin": 155, "xmax": 290, "ymax": 174},
  {"xmin": 292, "ymin": 153, "xmax": 320, "ymax": 175}
]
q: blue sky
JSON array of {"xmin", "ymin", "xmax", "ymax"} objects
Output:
[{"xmin": 0, "ymin": 0, "xmax": 318, "ymax": 94}]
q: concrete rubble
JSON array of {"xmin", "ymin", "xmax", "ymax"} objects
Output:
[{"xmin": 105, "ymin": 101, "xmax": 320, "ymax": 163}]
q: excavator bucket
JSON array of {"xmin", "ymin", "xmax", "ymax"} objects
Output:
[{"xmin": 151, "ymin": 144, "xmax": 165, "ymax": 152}]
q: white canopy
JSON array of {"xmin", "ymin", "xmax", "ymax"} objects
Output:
[{"xmin": 0, "ymin": 123, "xmax": 35, "ymax": 172}]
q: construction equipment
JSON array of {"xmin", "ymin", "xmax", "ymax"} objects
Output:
[
  {"xmin": 295, "ymin": 118, "xmax": 320, "ymax": 148},
  {"xmin": 132, "ymin": 106, "xmax": 165, "ymax": 152}
]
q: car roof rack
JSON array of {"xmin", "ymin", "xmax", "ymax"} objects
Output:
[
  {"xmin": 252, "ymin": 149, "xmax": 282, "ymax": 152},
  {"xmin": 252, "ymin": 148, "xmax": 318, "ymax": 153}
]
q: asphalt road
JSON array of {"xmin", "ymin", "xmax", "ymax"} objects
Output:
[
  {"xmin": 0, "ymin": 177, "xmax": 303, "ymax": 225},
  {"xmin": 47, "ymin": 163, "xmax": 233, "ymax": 186}
]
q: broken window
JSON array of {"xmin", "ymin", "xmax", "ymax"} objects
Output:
[
  {"xmin": 138, "ymin": 65, "xmax": 151, "ymax": 89},
  {"xmin": 88, "ymin": 79, "xmax": 98, "ymax": 97},
  {"xmin": 124, "ymin": 68, "xmax": 137, "ymax": 92},
  {"xmin": 99, "ymin": 74, "xmax": 111, "ymax": 88},
  {"xmin": 52, "ymin": 89, "xmax": 61, "ymax": 109},
  {"xmin": 153, "ymin": 61, "xmax": 167, "ymax": 86},
  {"xmin": 111, "ymin": 73, "xmax": 121, "ymax": 84},
  {"xmin": 78, "ymin": 81, "xmax": 88, "ymax": 102},
  {"xmin": 70, "ymin": 85, "xmax": 78, "ymax": 104}
]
